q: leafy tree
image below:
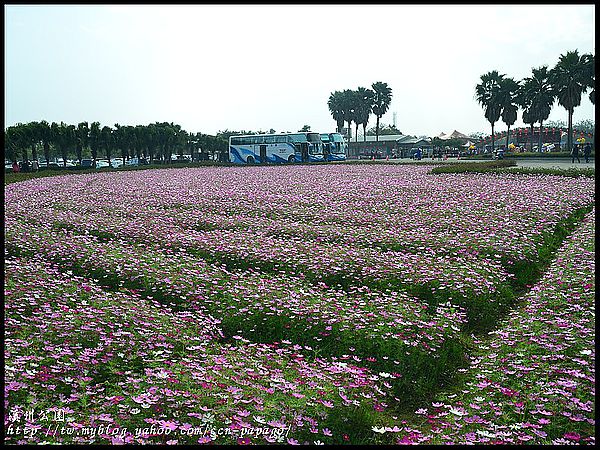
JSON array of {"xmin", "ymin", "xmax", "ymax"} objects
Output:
[
  {"xmin": 574, "ymin": 119, "xmax": 595, "ymax": 135},
  {"xmin": 549, "ymin": 50, "xmax": 592, "ymax": 152},
  {"xmin": 65, "ymin": 124, "xmax": 77, "ymax": 167},
  {"xmin": 544, "ymin": 119, "xmax": 567, "ymax": 129},
  {"xmin": 299, "ymin": 125, "xmax": 311, "ymax": 132},
  {"xmin": 76, "ymin": 122, "xmax": 89, "ymax": 165},
  {"xmin": 475, "ymin": 70, "xmax": 504, "ymax": 153},
  {"xmin": 371, "ymin": 81, "xmax": 393, "ymax": 142},
  {"xmin": 123, "ymin": 125, "xmax": 136, "ymax": 165},
  {"xmin": 51, "ymin": 122, "xmax": 67, "ymax": 167},
  {"xmin": 89, "ymin": 122, "xmax": 101, "ymax": 164},
  {"xmin": 134, "ymin": 125, "xmax": 146, "ymax": 160},
  {"xmin": 39, "ymin": 120, "xmax": 52, "ymax": 166},
  {"xmin": 5, "ymin": 125, "xmax": 26, "ymax": 163},
  {"xmin": 112, "ymin": 123, "xmax": 125, "ymax": 167},
  {"xmin": 101, "ymin": 125, "xmax": 114, "ymax": 162},
  {"xmin": 366, "ymin": 123, "xmax": 401, "ymax": 136}
]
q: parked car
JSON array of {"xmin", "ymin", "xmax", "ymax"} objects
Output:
[
  {"xmin": 125, "ymin": 157, "xmax": 148, "ymax": 167},
  {"xmin": 80, "ymin": 159, "xmax": 94, "ymax": 168},
  {"xmin": 56, "ymin": 159, "xmax": 76, "ymax": 168},
  {"xmin": 110, "ymin": 158, "xmax": 124, "ymax": 168},
  {"xmin": 95, "ymin": 160, "xmax": 110, "ymax": 169}
]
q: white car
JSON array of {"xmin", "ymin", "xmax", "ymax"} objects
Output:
[
  {"xmin": 95, "ymin": 160, "xmax": 110, "ymax": 169},
  {"xmin": 110, "ymin": 158, "xmax": 124, "ymax": 168}
]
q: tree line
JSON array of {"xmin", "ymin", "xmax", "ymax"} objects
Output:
[
  {"xmin": 327, "ymin": 82, "xmax": 393, "ymax": 143},
  {"xmin": 4, "ymin": 121, "xmax": 230, "ymax": 167},
  {"xmin": 476, "ymin": 49, "xmax": 595, "ymax": 153}
]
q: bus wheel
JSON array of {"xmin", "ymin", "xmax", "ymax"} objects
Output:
[
  {"xmin": 247, "ymin": 156, "xmax": 255, "ymax": 164},
  {"xmin": 288, "ymin": 155, "xmax": 295, "ymax": 163}
]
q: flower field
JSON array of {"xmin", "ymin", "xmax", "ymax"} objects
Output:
[{"xmin": 4, "ymin": 164, "xmax": 595, "ymax": 444}]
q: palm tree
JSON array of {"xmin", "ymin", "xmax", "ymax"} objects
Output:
[
  {"xmin": 521, "ymin": 108, "xmax": 536, "ymax": 152},
  {"xmin": 549, "ymin": 50, "xmax": 592, "ymax": 153},
  {"xmin": 355, "ymin": 87, "xmax": 374, "ymax": 142},
  {"xmin": 518, "ymin": 78, "xmax": 537, "ymax": 152},
  {"xmin": 521, "ymin": 66, "xmax": 555, "ymax": 152},
  {"xmin": 582, "ymin": 53, "xmax": 595, "ymax": 105},
  {"xmin": 475, "ymin": 70, "xmax": 504, "ymax": 154},
  {"xmin": 340, "ymin": 89, "xmax": 356, "ymax": 144},
  {"xmin": 371, "ymin": 81, "xmax": 393, "ymax": 142},
  {"xmin": 327, "ymin": 91, "xmax": 345, "ymax": 133},
  {"xmin": 498, "ymin": 77, "xmax": 520, "ymax": 150}
]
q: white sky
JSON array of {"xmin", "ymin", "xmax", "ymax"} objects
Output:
[{"xmin": 4, "ymin": 4, "xmax": 596, "ymax": 138}]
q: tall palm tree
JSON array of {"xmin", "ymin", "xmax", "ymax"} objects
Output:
[
  {"xmin": 549, "ymin": 50, "xmax": 591, "ymax": 153},
  {"xmin": 519, "ymin": 78, "xmax": 537, "ymax": 152},
  {"xmin": 498, "ymin": 77, "xmax": 520, "ymax": 150},
  {"xmin": 340, "ymin": 89, "xmax": 356, "ymax": 144},
  {"xmin": 475, "ymin": 70, "xmax": 504, "ymax": 154},
  {"xmin": 371, "ymin": 81, "xmax": 393, "ymax": 142},
  {"xmin": 355, "ymin": 87, "xmax": 374, "ymax": 142},
  {"xmin": 522, "ymin": 66, "xmax": 555, "ymax": 151},
  {"xmin": 582, "ymin": 53, "xmax": 595, "ymax": 105},
  {"xmin": 327, "ymin": 91, "xmax": 345, "ymax": 133}
]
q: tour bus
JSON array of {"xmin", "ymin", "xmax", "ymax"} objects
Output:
[
  {"xmin": 229, "ymin": 132, "xmax": 325, "ymax": 164},
  {"xmin": 320, "ymin": 132, "xmax": 348, "ymax": 161}
]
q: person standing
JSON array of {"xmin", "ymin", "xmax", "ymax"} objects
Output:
[
  {"xmin": 571, "ymin": 144, "xmax": 581, "ymax": 163},
  {"xmin": 583, "ymin": 143, "xmax": 591, "ymax": 163}
]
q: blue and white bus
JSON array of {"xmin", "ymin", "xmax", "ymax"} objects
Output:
[
  {"xmin": 320, "ymin": 132, "xmax": 348, "ymax": 161},
  {"xmin": 229, "ymin": 132, "xmax": 324, "ymax": 164}
]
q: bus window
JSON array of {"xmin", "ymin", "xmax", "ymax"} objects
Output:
[{"xmin": 265, "ymin": 136, "xmax": 275, "ymax": 144}]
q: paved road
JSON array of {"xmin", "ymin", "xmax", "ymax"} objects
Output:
[
  {"xmin": 512, "ymin": 158, "xmax": 594, "ymax": 169},
  {"xmin": 353, "ymin": 157, "xmax": 595, "ymax": 169}
]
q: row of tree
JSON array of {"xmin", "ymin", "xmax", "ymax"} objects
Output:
[
  {"xmin": 327, "ymin": 82, "xmax": 393, "ymax": 143},
  {"xmin": 4, "ymin": 121, "xmax": 229, "ymax": 167},
  {"xmin": 476, "ymin": 49, "xmax": 595, "ymax": 153}
]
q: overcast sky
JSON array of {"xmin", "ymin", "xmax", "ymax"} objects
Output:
[{"xmin": 4, "ymin": 4, "xmax": 595, "ymax": 138}]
